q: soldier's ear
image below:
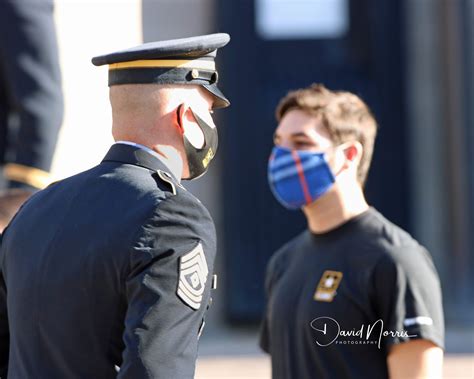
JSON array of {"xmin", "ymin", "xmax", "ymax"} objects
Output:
[{"xmin": 175, "ymin": 103, "xmax": 186, "ymax": 134}]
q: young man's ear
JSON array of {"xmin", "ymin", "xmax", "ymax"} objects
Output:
[
  {"xmin": 343, "ymin": 141, "xmax": 363, "ymax": 165},
  {"xmin": 334, "ymin": 141, "xmax": 363, "ymax": 176}
]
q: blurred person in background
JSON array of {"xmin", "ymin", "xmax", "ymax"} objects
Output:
[
  {"xmin": 0, "ymin": 190, "xmax": 32, "ymax": 233},
  {"xmin": 260, "ymin": 84, "xmax": 444, "ymax": 379},
  {"xmin": 0, "ymin": 33, "xmax": 229, "ymax": 378},
  {"xmin": 0, "ymin": 0, "xmax": 63, "ymax": 193}
]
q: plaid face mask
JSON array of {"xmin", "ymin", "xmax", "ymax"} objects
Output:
[{"xmin": 267, "ymin": 146, "xmax": 336, "ymax": 210}]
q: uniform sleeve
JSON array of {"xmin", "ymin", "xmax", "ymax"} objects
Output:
[
  {"xmin": 373, "ymin": 246, "xmax": 444, "ymax": 351},
  {"xmin": 118, "ymin": 193, "xmax": 216, "ymax": 379},
  {"xmin": 0, "ymin": 233, "xmax": 8, "ymax": 378}
]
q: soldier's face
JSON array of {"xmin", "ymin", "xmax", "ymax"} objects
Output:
[
  {"xmin": 176, "ymin": 88, "xmax": 218, "ymax": 179},
  {"xmin": 180, "ymin": 89, "xmax": 216, "ymax": 149}
]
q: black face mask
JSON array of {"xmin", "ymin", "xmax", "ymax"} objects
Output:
[{"xmin": 176, "ymin": 104, "xmax": 218, "ymax": 180}]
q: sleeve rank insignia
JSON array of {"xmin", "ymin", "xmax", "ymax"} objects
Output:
[
  {"xmin": 314, "ymin": 270, "xmax": 343, "ymax": 302},
  {"xmin": 177, "ymin": 242, "xmax": 209, "ymax": 310}
]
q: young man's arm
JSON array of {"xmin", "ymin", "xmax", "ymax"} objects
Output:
[
  {"xmin": 259, "ymin": 243, "xmax": 291, "ymax": 354},
  {"xmin": 388, "ymin": 340, "xmax": 443, "ymax": 379},
  {"xmin": 373, "ymin": 246, "xmax": 445, "ymax": 378},
  {"xmin": 259, "ymin": 253, "xmax": 278, "ymax": 354}
]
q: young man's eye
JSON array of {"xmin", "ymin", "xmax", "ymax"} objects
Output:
[{"xmin": 294, "ymin": 141, "xmax": 312, "ymax": 147}]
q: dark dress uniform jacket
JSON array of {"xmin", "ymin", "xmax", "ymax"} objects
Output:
[{"xmin": 0, "ymin": 143, "xmax": 217, "ymax": 378}]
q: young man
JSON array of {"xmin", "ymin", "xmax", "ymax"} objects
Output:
[
  {"xmin": 0, "ymin": 34, "xmax": 229, "ymax": 378},
  {"xmin": 260, "ymin": 84, "xmax": 444, "ymax": 379}
]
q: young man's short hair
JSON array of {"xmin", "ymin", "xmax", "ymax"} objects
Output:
[{"xmin": 276, "ymin": 83, "xmax": 378, "ymax": 185}]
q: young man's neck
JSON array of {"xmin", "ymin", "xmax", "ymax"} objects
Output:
[{"xmin": 303, "ymin": 183, "xmax": 369, "ymax": 234}]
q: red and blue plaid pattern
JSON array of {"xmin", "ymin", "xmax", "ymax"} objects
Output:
[{"xmin": 267, "ymin": 146, "xmax": 336, "ymax": 209}]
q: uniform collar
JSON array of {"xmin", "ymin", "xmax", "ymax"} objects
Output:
[{"xmin": 102, "ymin": 142, "xmax": 180, "ymax": 182}]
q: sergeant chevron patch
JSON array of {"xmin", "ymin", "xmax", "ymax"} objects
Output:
[{"xmin": 177, "ymin": 242, "xmax": 209, "ymax": 310}]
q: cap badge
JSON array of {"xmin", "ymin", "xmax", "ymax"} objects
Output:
[{"xmin": 191, "ymin": 68, "xmax": 200, "ymax": 79}]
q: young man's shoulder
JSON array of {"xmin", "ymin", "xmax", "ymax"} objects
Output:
[
  {"xmin": 368, "ymin": 209, "xmax": 437, "ymax": 275},
  {"xmin": 265, "ymin": 230, "xmax": 307, "ymax": 281},
  {"xmin": 368, "ymin": 210, "xmax": 444, "ymax": 349},
  {"xmin": 368, "ymin": 208, "xmax": 417, "ymax": 247}
]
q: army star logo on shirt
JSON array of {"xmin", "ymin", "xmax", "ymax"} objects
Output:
[
  {"xmin": 177, "ymin": 242, "xmax": 209, "ymax": 310},
  {"xmin": 314, "ymin": 270, "xmax": 343, "ymax": 302}
]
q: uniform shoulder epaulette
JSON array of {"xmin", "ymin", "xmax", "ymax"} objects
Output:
[
  {"xmin": 156, "ymin": 170, "xmax": 185, "ymax": 196},
  {"xmin": 46, "ymin": 179, "xmax": 62, "ymax": 188}
]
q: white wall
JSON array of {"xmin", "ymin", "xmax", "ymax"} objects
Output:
[{"xmin": 51, "ymin": 0, "xmax": 142, "ymax": 180}]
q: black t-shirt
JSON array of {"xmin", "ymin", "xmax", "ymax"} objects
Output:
[{"xmin": 259, "ymin": 207, "xmax": 444, "ymax": 379}]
